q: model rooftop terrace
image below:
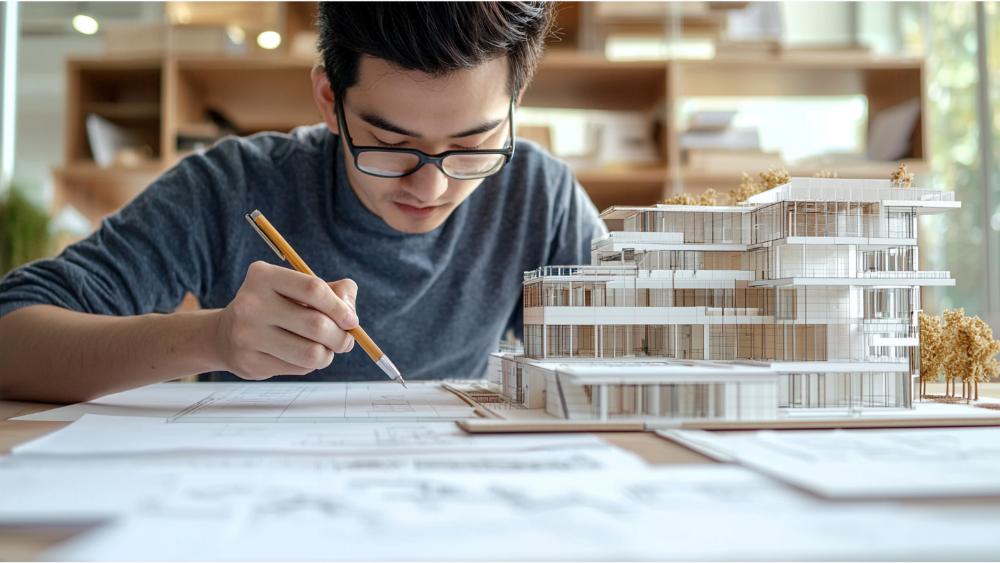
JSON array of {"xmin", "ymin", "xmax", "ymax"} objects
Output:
[{"xmin": 599, "ymin": 178, "xmax": 958, "ymax": 221}]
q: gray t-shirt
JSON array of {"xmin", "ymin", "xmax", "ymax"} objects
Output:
[{"xmin": 0, "ymin": 124, "xmax": 605, "ymax": 381}]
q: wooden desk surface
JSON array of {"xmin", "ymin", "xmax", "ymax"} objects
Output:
[
  {"xmin": 5, "ymin": 383, "xmax": 999, "ymax": 560},
  {"xmin": 0, "ymin": 395, "xmax": 712, "ymax": 560}
]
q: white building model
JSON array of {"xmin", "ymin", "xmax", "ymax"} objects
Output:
[{"xmin": 488, "ymin": 177, "xmax": 961, "ymax": 422}]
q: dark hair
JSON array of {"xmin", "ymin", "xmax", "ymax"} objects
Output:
[{"xmin": 317, "ymin": 2, "xmax": 556, "ymax": 100}]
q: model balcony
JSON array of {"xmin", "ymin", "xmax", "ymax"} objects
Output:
[{"xmin": 591, "ymin": 231, "xmax": 685, "ymax": 251}]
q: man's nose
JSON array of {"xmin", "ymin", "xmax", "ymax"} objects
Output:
[{"xmin": 401, "ymin": 163, "xmax": 450, "ymax": 203}]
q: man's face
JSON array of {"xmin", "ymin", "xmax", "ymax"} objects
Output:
[{"xmin": 313, "ymin": 56, "xmax": 513, "ymax": 234}]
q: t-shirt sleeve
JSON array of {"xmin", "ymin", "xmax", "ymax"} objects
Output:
[{"xmin": 0, "ymin": 142, "xmax": 249, "ymax": 319}]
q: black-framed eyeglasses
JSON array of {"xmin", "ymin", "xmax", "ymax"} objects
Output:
[{"xmin": 336, "ymin": 97, "xmax": 516, "ymax": 180}]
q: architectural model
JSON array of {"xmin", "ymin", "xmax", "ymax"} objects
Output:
[{"xmin": 488, "ymin": 177, "xmax": 961, "ymax": 422}]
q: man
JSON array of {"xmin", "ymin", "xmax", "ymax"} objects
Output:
[{"xmin": 0, "ymin": 2, "xmax": 605, "ymax": 403}]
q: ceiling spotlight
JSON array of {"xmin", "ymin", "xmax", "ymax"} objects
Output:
[
  {"xmin": 257, "ymin": 31, "xmax": 281, "ymax": 50},
  {"xmin": 72, "ymin": 15, "xmax": 99, "ymax": 35}
]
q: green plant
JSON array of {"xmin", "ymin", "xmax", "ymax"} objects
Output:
[{"xmin": 0, "ymin": 187, "xmax": 51, "ymax": 277}]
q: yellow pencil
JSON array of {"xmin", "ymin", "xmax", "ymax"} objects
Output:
[{"xmin": 245, "ymin": 209, "xmax": 406, "ymax": 388}]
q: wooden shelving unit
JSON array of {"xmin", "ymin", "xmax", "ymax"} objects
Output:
[
  {"xmin": 55, "ymin": 2, "xmax": 929, "ymax": 222},
  {"xmin": 524, "ymin": 48, "xmax": 928, "ymax": 211}
]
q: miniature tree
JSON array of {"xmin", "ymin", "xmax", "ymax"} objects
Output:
[
  {"xmin": 661, "ymin": 188, "xmax": 718, "ymax": 207},
  {"xmin": 918, "ymin": 311, "xmax": 945, "ymax": 397},
  {"xmin": 813, "ymin": 170, "xmax": 839, "ymax": 178},
  {"xmin": 759, "ymin": 166, "xmax": 791, "ymax": 190},
  {"xmin": 966, "ymin": 315, "xmax": 1000, "ymax": 401},
  {"xmin": 729, "ymin": 166, "xmax": 790, "ymax": 205},
  {"xmin": 940, "ymin": 308, "xmax": 970, "ymax": 398},
  {"xmin": 939, "ymin": 309, "xmax": 1000, "ymax": 401},
  {"xmin": 889, "ymin": 163, "xmax": 914, "ymax": 188},
  {"xmin": 729, "ymin": 172, "xmax": 761, "ymax": 204}
]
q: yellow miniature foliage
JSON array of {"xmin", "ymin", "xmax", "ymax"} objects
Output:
[
  {"xmin": 759, "ymin": 166, "xmax": 791, "ymax": 190},
  {"xmin": 728, "ymin": 172, "xmax": 761, "ymax": 204},
  {"xmin": 941, "ymin": 308, "xmax": 970, "ymax": 390},
  {"xmin": 938, "ymin": 308, "xmax": 1000, "ymax": 399},
  {"xmin": 967, "ymin": 316, "xmax": 1000, "ymax": 385},
  {"xmin": 889, "ymin": 163, "xmax": 914, "ymax": 188},
  {"xmin": 918, "ymin": 312, "xmax": 944, "ymax": 387},
  {"xmin": 813, "ymin": 170, "xmax": 839, "ymax": 178},
  {"xmin": 699, "ymin": 188, "xmax": 718, "ymax": 206},
  {"xmin": 661, "ymin": 188, "xmax": 718, "ymax": 207}
]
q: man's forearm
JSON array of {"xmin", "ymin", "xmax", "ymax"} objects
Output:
[{"xmin": 0, "ymin": 305, "xmax": 224, "ymax": 404}]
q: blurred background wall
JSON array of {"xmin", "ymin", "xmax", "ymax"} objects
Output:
[{"xmin": 0, "ymin": 1, "xmax": 998, "ymax": 328}]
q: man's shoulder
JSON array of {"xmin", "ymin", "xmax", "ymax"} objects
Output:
[
  {"xmin": 198, "ymin": 124, "xmax": 329, "ymax": 171},
  {"xmin": 494, "ymin": 138, "xmax": 577, "ymax": 209},
  {"xmin": 506, "ymin": 138, "xmax": 572, "ymax": 185}
]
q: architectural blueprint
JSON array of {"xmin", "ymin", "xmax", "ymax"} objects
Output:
[
  {"xmin": 662, "ymin": 427, "xmax": 1000, "ymax": 498},
  {"xmin": 0, "ymin": 446, "xmax": 645, "ymax": 523},
  {"xmin": 12, "ymin": 415, "xmax": 609, "ymax": 456},
  {"xmin": 47, "ymin": 465, "xmax": 1000, "ymax": 561},
  {"xmin": 14, "ymin": 382, "xmax": 478, "ymax": 422}
]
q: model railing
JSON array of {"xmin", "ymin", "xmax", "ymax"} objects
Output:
[
  {"xmin": 498, "ymin": 340, "xmax": 525, "ymax": 354},
  {"xmin": 644, "ymin": 270, "xmax": 756, "ymax": 281},
  {"xmin": 771, "ymin": 268, "xmax": 951, "ymax": 279},
  {"xmin": 860, "ymin": 270, "xmax": 950, "ymax": 279},
  {"xmin": 524, "ymin": 265, "xmax": 637, "ymax": 280},
  {"xmin": 747, "ymin": 179, "xmax": 957, "ymax": 206}
]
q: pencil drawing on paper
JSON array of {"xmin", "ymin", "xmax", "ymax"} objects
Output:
[{"xmin": 488, "ymin": 177, "xmax": 963, "ymax": 422}]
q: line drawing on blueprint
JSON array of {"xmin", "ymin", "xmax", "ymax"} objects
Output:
[{"xmin": 168, "ymin": 384, "xmax": 476, "ymax": 422}]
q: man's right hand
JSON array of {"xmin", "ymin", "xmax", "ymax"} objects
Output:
[{"xmin": 213, "ymin": 261, "xmax": 360, "ymax": 380}]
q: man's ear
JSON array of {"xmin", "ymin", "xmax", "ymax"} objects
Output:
[
  {"xmin": 311, "ymin": 64, "xmax": 339, "ymax": 135},
  {"xmin": 516, "ymin": 88, "xmax": 525, "ymax": 108}
]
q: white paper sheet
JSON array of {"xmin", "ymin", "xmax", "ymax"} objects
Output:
[
  {"xmin": 14, "ymin": 382, "xmax": 478, "ymax": 422},
  {"xmin": 0, "ymin": 447, "xmax": 646, "ymax": 524},
  {"xmin": 13, "ymin": 383, "xmax": 225, "ymax": 421},
  {"xmin": 13, "ymin": 415, "xmax": 607, "ymax": 456},
  {"xmin": 46, "ymin": 465, "xmax": 1000, "ymax": 561},
  {"xmin": 662, "ymin": 427, "xmax": 1000, "ymax": 499}
]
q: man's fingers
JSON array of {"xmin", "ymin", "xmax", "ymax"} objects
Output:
[
  {"xmin": 259, "ymin": 266, "xmax": 357, "ymax": 331},
  {"xmin": 255, "ymin": 324, "xmax": 336, "ymax": 370},
  {"xmin": 237, "ymin": 351, "xmax": 315, "ymax": 381},
  {"xmin": 266, "ymin": 295, "xmax": 356, "ymax": 354}
]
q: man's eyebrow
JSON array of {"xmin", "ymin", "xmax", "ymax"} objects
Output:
[
  {"xmin": 358, "ymin": 112, "xmax": 505, "ymax": 140},
  {"xmin": 359, "ymin": 112, "xmax": 422, "ymax": 138},
  {"xmin": 450, "ymin": 118, "xmax": 505, "ymax": 139}
]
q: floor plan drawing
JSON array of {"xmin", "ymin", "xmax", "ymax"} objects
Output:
[{"xmin": 169, "ymin": 383, "xmax": 478, "ymax": 422}]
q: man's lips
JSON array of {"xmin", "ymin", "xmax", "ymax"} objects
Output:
[{"xmin": 394, "ymin": 202, "xmax": 441, "ymax": 219}]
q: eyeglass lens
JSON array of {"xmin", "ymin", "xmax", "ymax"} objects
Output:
[{"xmin": 356, "ymin": 151, "xmax": 507, "ymax": 179}]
